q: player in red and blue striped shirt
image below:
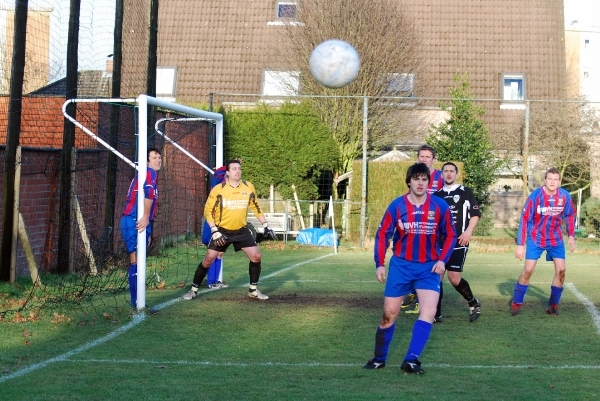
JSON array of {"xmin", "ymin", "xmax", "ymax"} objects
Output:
[
  {"xmin": 364, "ymin": 163, "xmax": 456, "ymax": 374},
  {"xmin": 417, "ymin": 144, "xmax": 444, "ymax": 194},
  {"xmin": 510, "ymin": 167, "xmax": 576, "ymax": 316},
  {"xmin": 120, "ymin": 147, "xmax": 161, "ymax": 308},
  {"xmin": 401, "ymin": 144, "xmax": 445, "ymax": 313}
]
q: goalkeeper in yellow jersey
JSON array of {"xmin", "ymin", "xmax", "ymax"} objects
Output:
[{"xmin": 183, "ymin": 159, "xmax": 276, "ymax": 301}]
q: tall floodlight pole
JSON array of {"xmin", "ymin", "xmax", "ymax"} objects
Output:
[
  {"xmin": 57, "ymin": 0, "xmax": 81, "ymax": 272},
  {"xmin": 0, "ymin": 0, "xmax": 29, "ymax": 281},
  {"xmin": 359, "ymin": 96, "xmax": 368, "ymax": 248},
  {"xmin": 146, "ymin": 0, "xmax": 158, "ymax": 147}
]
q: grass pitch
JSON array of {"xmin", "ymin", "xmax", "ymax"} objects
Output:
[{"xmin": 1, "ymin": 243, "xmax": 600, "ymax": 400}]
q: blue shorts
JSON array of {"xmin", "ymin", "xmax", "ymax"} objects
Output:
[
  {"xmin": 525, "ymin": 236, "xmax": 565, "ymax": 261},
  {"xmin": 384, "ymin": 256, "xmax": 441, "ymax": 298},
  {"xmin": 120, "ymin": 215, "xmax": 153, "ymax": 254}
]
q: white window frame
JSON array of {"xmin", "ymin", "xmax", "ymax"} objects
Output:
[
  {"xmin": 262, "ymin": 70, "xmax": 299, "ymax": 97},
  {"xmin": 500, "ymin": 73, "xmax": 526, "ymax": 109},
  {"xmin": 275, "ymin": 1, "xmax": 298, "ymax": 19},
  {"xmin": 156, "ymin": 66, "xmax": 178, "ymax": 100},
  {"xmin": 268, "ymin": 1, "xmax": 303, "ymax": 26}
]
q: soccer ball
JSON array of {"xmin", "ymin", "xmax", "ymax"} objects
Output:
[{"xmin": 309, "ymin": 39, "xmax": 360, "ymax": 88}]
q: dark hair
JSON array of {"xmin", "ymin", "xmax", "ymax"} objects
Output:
[
  {"xmin": 442, "ymin": 162, "xmax": 459, "ymax": 174},
  {"xmin": 147, "ymin": 147, "xmax": 161, "ymax": 161},
  {"xmin": 545, "ymin": 167, "xmax": 561, "ymax": 179},
  {"xmin": 405, "ymin": 163, "xmax": 431, "ymax": 185},
  {"xmin": 417, "ymin": 144, "xmax": 437, "ymax": 159},
  {"xmin": 226, "ymin": 159, "xmax": 242, "ymax": 171}
]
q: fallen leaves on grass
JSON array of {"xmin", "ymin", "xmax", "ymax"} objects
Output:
[{"xmin": 51, "ymin": 313, "xmax": 71, "ymax": 324}]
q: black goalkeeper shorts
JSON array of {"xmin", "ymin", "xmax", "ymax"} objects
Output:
[{"xmin": 208, "ymin": 225, "xmax": 257, "ymax": 252}]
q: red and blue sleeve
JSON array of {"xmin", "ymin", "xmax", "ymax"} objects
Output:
[
  {"xmin": 374, "ymin": 207, "xmax": 395, "ymax": 268},
  {"xmin": 563, "ymin": 193, "xmax": 576, "ymax": 237},
  {"xmin": 144, "ymin": 169, "xmax": 157, "ymax": 200},
  {"xmin": 516, "ymin": 197, "xmax": 533, "ymax": 246}
]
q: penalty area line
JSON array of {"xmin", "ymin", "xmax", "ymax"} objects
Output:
[
  {"xmin": 0, "ymin": 253, "xmax": 336, "ymax": 383},
  {"xmin": 260, "ymin": 253, "xmax": 337, "ymax": 281}
]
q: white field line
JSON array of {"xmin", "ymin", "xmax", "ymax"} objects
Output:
[
  {"xmin": 65, "ymin": 358, "xmax": 600, "ymax": 370},
  {"xmin": 0, "ymin": 253, "xmax": 336, "ymax": 383},
  {"xmin": 259, "ymin": 254, "xmax": 336, "ymax": 281},
  {"xmin": 566, "ymin": 283, "xmax": 600, "ymax": 334},
  {"xmin": 0, "ymin": 313, "xmax": 145, "ymax": 383}
]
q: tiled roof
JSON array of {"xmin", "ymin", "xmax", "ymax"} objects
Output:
[
  {"xmin": 157, "ymin": 0, "xmax": 277, "ymax": 96},
  {"xmin": 0, "ymin": 97, "xmax": 99, "ymax": 148},
  {"xmin": 29, "ymin": 70, "xmax": 112, "ymax": 97},
  {"xmin": 157, "ymin": 0, "xmax": 565, "ymax": 99},
  {"xmin": 155, "ymin": 0, "xmax": 567, "ymax": 141}
]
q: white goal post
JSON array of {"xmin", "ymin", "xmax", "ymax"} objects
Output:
[{"xmin": 62, "ymin": 95, "xmax": 224, "ymax": 310}]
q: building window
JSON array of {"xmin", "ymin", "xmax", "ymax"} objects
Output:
[
  {"xmin": 262, "ymin": 70, "xmax": 299, "ymax": 97},
  {"xmin": 383, "ymin": 73, "xmax": 415, "ymax": 97},
  {"xmin": 501, "ymin": 73, "xmax": 526, "ymax": 100},
  {"xmin": 156, "ymin": 66, "xmax": 177, "ymax": 99},
  {"xmin": 276, "ymin": 1, "xmax": 298, "ymax": 19},
  {"xmin": 268, "ymin": 1, "xmax": 302, "ymax": 25},
  {"xmin": 500, "ymin": 73, "xmax": 526, "ymax": 109}
]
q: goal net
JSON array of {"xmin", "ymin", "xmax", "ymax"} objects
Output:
[{"xmin": 5, "ymin": 96, "xmax": 223, "ymax": 318}]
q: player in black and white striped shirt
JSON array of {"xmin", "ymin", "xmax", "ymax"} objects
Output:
[{"xmin": 433, "ymin": 162, "xmax": 482, "ymax": 322}]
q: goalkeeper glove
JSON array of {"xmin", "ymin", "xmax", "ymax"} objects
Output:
[
  {"xmin": 210, "ymin": 226, "xmax": 227, "ymax": 247},
  {"xmin": 263, "ymin": 223, "xmax": 277, "ymax": 240}
]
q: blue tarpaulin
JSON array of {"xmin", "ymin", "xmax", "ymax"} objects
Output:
[{"xmin": 296, "ymin": 228, "xmax": 338, "ymax": 246}]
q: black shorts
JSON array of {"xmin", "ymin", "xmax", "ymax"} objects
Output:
[
  {"xmin": 445, "ymin": 246, "xmax": 468, "ymax": 272},
  {"xmin": 208, "ymin": 225, "xmax": 257, "ymax": 252}
]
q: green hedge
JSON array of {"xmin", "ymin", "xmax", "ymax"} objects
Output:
[{"xmin": 224, "ymin": 102, "xmax": 338, "ymax": 200}]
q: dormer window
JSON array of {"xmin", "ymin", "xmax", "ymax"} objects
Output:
[
  {"xmin": 500, "ymin": 73, "xmax": 526, "ymax": 110},
  {"xmin": 276, "ymin": 1, "xmax": 298, "ymax": 19}
]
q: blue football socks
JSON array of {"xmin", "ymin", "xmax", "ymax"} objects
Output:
[
  {"xmin": 373, "ymin": 323, "xmax": 396, "ymax": 362},
  {"xmin": 128, "ymin": 263, "xmax": 137, "ymax": 307},
  {"xmin": 404, "ymin": 319, "xmax": 432, "ymax": 361},
  {"xmin": 548, "ymin": 285, "xmax": 564, "ymax": 305},
  {"xmin": 513, "ymin": 282, "xmax": 528, "ymax": 304},
  {"xmin": 207, "ymin": 258, "xmax": 222, "ymax": 285}
]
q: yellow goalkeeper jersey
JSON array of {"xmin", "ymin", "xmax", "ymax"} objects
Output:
[{"xmin": 204, "ymin": 179, "xmax": 264, "ymax": 230}]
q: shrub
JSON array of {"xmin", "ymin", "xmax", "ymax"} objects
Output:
[{"xmin": 580, "ymin": 197, "xmax": 600, "ymax": 236}]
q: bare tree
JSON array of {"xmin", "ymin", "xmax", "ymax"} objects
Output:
[
  {"xmin": 527, "ymin": 99, "xmax": 597, "ymax": 192},
  {"xmin": 274, "ymin": 0, "xmax": 423, "ymax": 178},
  {"xmin": 0, "ymin": 39, "xmax": 51, "ymax": 94}
]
